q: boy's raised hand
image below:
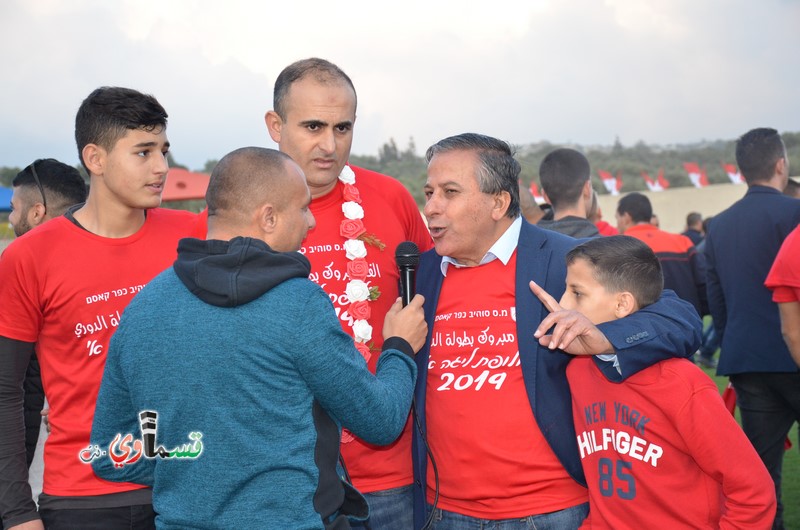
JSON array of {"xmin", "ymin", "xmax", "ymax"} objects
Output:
[{"xmin": 529, "ymin": 280, "xmax": 614, "ymax": 356}]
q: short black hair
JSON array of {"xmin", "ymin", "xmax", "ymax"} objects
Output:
[
  {"xmin": 75, "ymin": 87, "xmax": 168, "ymax": 172},
  {"xmin": 617, "ymin": 192, "xmax": 652, "ymax": 224},
  {"xmin": 273, "ymin": 58, "xmax": 357, "ymax": 120},
  {"xmin": 685, "ymin": 211, "xmax": 702, "ymax": 227},
  {"xmin": 538, "ymin": 148, "xmax": 591, "ymax": 209},
  {"xmin": 735, "ymin": 128, "xmax": 786, "ymax": 184},
  {"xmin": 13, "ymin": 158, "xmax": 88, "ymax": 216},
  {"xmin": 566, "ymin": 235, "xmax": 663, "ymax": 309},
  {"xmin": 426, "ymin": 132, "xmax": 521, "ymax": 219}
]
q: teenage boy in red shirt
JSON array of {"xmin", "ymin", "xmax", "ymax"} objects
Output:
[{"xmin": 0, "ymin": 87, "xmax": 198, "ymax": 530}]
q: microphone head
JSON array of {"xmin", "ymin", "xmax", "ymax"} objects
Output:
[{"xmin": 395, "ymin": 241, "xmax": 420, "ymax": 268}]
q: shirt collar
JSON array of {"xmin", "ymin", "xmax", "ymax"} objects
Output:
[{"xmin": 440, "ymin": 216, "xmax": 522, "ymax": 276}]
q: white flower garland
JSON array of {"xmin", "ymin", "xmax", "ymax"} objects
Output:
[{"xmin": 340, "ymin": 165, "xmax": 373, "ymax": 345}]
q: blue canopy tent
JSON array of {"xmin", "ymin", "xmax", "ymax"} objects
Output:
[{"xmin": 0, "ymin": 186, "xmax": 12, "ymax": 213}]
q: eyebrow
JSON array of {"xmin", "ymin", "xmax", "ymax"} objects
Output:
[
  {"xmin": 298, "ymin": 119, "xmax": 353, "ymax": 129},
  {"xmin": 429, "ymin": 180, "xmax": 463, "ymax": 189},
  {"xmin": 131, "ymin": 141, "xmax": 170, "ymax": 150},
  {"xmin": 299, "ymin": 119, "xmax": 328, "ymax": 128}
]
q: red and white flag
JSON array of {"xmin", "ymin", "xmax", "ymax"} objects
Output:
[
  {"xmin": 529, "ymin": 182, "xmax": 546, "ymax": 204},
  {"xmin": 684, "ymin": 162, "xmax": 709, "ymax": 188},
  {"xmin": 641, "ymin": 171, "xmax": 664, "ymax": 192},
  {"xmin": 721, "ymin": 163, "xmax": 743, "ymax": 184},
  {"xmin": 598, "ymin": 170, "xmax": 622, "ymax": 195},
  {"xmin": 656, "ymin": 168, "xmax": 670, "ymax": 190}
]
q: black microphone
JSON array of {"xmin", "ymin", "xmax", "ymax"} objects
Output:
[{"xmin": 395, "ymin": 241, "xmax": 420, "ymax": 307}]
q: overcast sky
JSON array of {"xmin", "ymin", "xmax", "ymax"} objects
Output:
[{"xmin": 1, "ymin": 0, "xmax": 798, "ymax": 171}]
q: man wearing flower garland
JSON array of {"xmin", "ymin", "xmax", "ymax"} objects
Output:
[{"xmin": 265, "ymin": 58, "xmax": 432, "ymax": 528}]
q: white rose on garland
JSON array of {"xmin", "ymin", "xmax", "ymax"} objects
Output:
[
  {"xmin": 344, "ymin": 239, "xmax": 367, "ymax": 260},
  {"xmin": 345, "ymin": 279, "xmax": 371, "ymax": 303},
  {"xmin": 337, "ymin": 164, "xmax": 386, "ymax": 445},
  {"xmin": 338, "ymin": 165, "xmax": 356, "ymax": 184},
  {"xmin": 352, "ymin": 319, "xmax": 373, "ymax": 343},
  {"xmin": 342, "ymin": 201, "xmax": 364, "ymax": 220}
]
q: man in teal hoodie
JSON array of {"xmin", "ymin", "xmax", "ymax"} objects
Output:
[{"xmin": 90, "ymin": 147, "xmax": 427, "ymax": 529}]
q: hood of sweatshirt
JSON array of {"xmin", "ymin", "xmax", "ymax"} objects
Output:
[{"xmin": 173, "ymin": 237, "xmax": 311, "ymax": 307}]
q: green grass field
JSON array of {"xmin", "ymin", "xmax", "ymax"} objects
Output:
[{"xmin": 699, "ymin": 364, "xmax": 799, "ymax": 529}]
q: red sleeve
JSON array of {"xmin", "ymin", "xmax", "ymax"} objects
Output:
[
  {"xmin": 396, "ymin": 185, "xmax": 433, "ymax": 253},
  {"xmin": 771, "ymin": 285, "xmax": 800, "ymax": 303},
  {"xmin": 191, "ymin": 209, "xmax": 209, "ymax": 239},
  {"xmin": 355, "ymin": 166, "xmax": 432, "ymax": 253},
  {"xmin": 0, "ymin": 241, "xmax": 42, "ymax": 343},
  {"xmin": 677, "ymin": 385, "xmax": 776, "ymax": 529}
]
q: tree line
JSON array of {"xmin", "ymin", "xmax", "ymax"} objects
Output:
[
  {"xmin": 3, "ymin": 133, "xmax": 799, "ymax": 208},
  {"xmin": 349, "ymin": 132, "xmax": 800, "ymax": 205}
]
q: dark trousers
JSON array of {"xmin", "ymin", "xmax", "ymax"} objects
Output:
[
  {"xmin": 731, "ymin": 372, "xmax": 800, "ymax": 530},
  {"xmin": 39, "ymin": 504, "xmax": 156, "ymax": 530}
]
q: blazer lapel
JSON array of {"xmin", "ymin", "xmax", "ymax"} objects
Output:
[{"xmin": 515, "ymin": 221, "xmax": 554, "ymax": 414}]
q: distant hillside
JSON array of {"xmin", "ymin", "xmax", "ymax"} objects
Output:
[
  {"xmin": 349, "ymin": 132, "xmax": 800, "ymax": 206},
  {"xmin": 4, "ymin": 132, "xmax": 797, "ymax": 209}
]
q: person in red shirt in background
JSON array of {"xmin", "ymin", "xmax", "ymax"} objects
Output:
[
  {"xmin": 547, "ymin": 235, "xmax": 775, "ymax": 529},
  {"xmin": 588, "ymin": 192, "xmax": 618, "ymax": 236},
  {"xmin": 264, "ymin": 58, "xmax": 433, "ymax": 529},
  {"xmin": 616, "ymin": 192, "xmax": 708, "ymax": 320},
  {"xmin": 766, "ymin": 224, "xmax": 800, "ymax": 367}
]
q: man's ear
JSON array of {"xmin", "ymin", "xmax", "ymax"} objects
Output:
[
  {"xmin": 29, "ymin": 202, "xmax": 48, "ymax": 227},
  {"xmin": 582, "ymin": 180, "xmax": 593, "ymax": 199},
  {"xmin": 580, "ymin": 181, "xmax": 594, "ymax": 216},
  {"xmin": 490, "ymin": 191, "xmax": 512, "ymax": 221},
  {"xmin": 82, "ymin": 144, "xmax": 105, "ymax": 177},
  {"xmin": 614, "ymin": 292, "xmax": 638, "ymax": 319},
  {"xmin": 776, "ymin": 156, "xmax": 789, "ymax": 178},
  {"xmin": 617, "ymin": 211, "xmax": 631, "ymax": 232},
  {"xmin": 257, "ymin": 202, "xmax": 278, "ymax": 234},
  {"xmin": 265, "ymin": 111, "xmax": 283, "ymax": 144}
]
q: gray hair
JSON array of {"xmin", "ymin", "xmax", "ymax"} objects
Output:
[{"xmin": 425, "ymin": 133, "xmax": 521, "ymax": 218}]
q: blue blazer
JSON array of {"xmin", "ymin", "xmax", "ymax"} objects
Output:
[
  {"xmin": 705, "ymin": 185, "xmax": 800, "ymax": 374},
  {"xmin": 411, "ymin": 220, "xmax": 702, "ymax": 528}
]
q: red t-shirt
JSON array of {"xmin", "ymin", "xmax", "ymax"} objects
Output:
[
  {"xmin": 427, "ymin": 253, "xmax": 587, "ymax": 518},
  {"xmin": 301, "ymin": 166, "xmax": 432, "ymax": 493},
  {"xmin": 765, "ymin": 224, "xmax": 800, "ymax": 303},
  {"xmin": 568, "ymin": 357, "xmax": 775, "ymax": 529},
  {"xmin": 595, "ymin": 220, "xmax": 618, "ymax": 236},
  {"xmin": 0, "ymin": 209, "xmax": 198, "ymax": 496}
]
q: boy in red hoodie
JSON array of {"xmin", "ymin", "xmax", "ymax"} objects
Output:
[{"xmin": 532, "ymin": 235, "xmax": 776, "ymax": 529}]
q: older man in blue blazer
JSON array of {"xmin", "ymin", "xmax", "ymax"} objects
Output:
[
  {"xmin": 410, "ymin": 133, "xmax": 701, "ymax": 530},
  {"xmin": 704, "ymin": 127, "xmax": 800, "ymax": 530}
]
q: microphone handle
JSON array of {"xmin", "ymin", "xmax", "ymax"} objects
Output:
[{"xmin": 399, "ymin": 267, "xmax": 416, "ymax": 307}]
